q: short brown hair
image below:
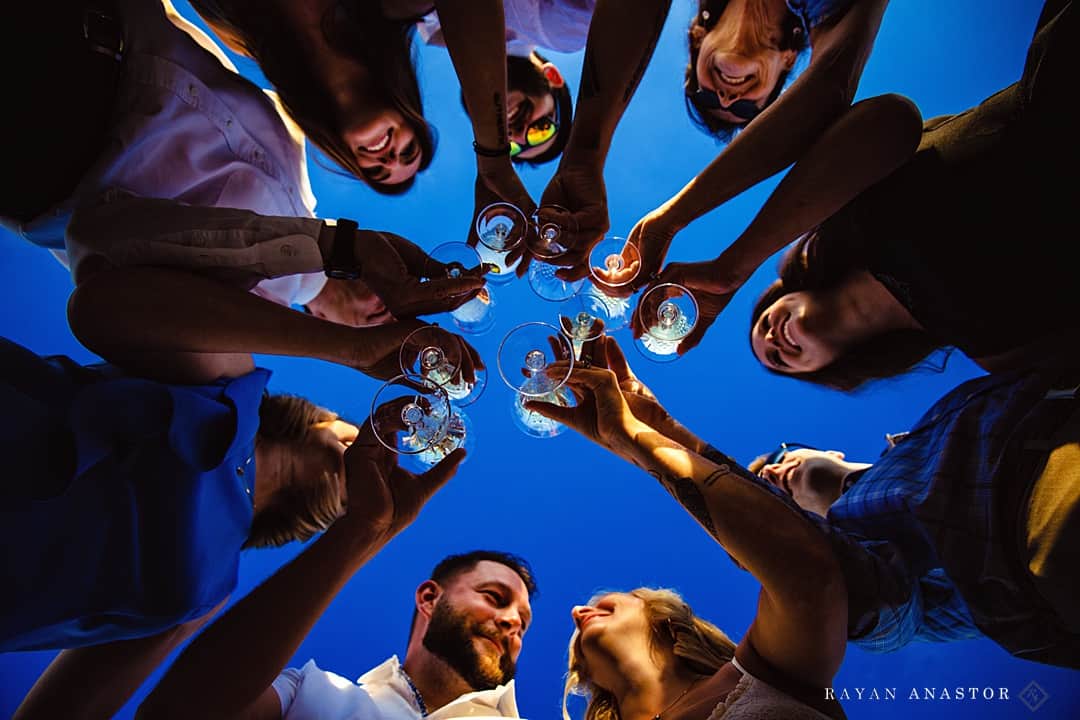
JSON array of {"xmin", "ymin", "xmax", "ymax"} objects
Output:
[{"xmin": 245, "ymin": 393, "xmax": 345, "ymax": 549}]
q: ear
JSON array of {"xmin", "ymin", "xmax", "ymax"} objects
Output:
[
  {"xmin": 415, "ymin": 579, "xmax": 442, "ymax": 621},
  {"xmin": 781, "ymin": 49, "xmax": 798, "ymax": 72},
  {"xmin": 540, "ymin": 62, "xmax": 566, "ymax": 89}
]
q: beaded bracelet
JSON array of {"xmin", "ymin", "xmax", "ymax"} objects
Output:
[{"xmin": 472, "ymin": 140, "xmax": 512, "ymax": 157}]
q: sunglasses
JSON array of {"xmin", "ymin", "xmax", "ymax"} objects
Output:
[
  {"xmin": 761, "ymin": 441, "xmax": 817, "ymax": 467},
  {"xmin": 688, "ymin": 89, "xmax": 762, "ymax": 122},
  {"xmin": 509, "ymin": 103, "xmax": 561, "ymax": 158}
]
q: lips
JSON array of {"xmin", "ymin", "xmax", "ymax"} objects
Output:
[
  {"xmin": 360, "ymin": 128, "xmax": 391, "ymax": 153},
  {"xmin": 778, "ymin": 315, "xmax": 801, "ymax": 353},
  {"xmin": 719, "ymin": 72, "xmax": 751, "ymax": 85}
]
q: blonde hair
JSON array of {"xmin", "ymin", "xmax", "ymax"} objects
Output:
[
  {"xmin": 562, "ymin": 588, "xmax": 737, "ymax": 720},
  {"xmin": 245, "ymin": 394, "xmax": 345, "ymax": 548}
]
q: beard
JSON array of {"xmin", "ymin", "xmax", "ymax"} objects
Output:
[{"xmin": 422, "ymin": 598, "xmax": 517, "ymax": 690}]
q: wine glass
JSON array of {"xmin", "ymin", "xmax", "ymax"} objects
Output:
[
  {"xmin": 475, "ymin": 202, "xmax": 526, "ymax": 284},
  {"xmin": 496, "ymin": 321, "xmax": 576, "ymax": 438},
  {"xmin": 589, "ymin": 236, "xmax": 641, "ymax": 294},
  {"xmin": 399, "ymin": 325, "xmax": 486, "ymax": 407},
  {"xmin": 525, "ymin": 205, "xmax": 584, "ymax": 302},
  {"xmin": 369, "ymin": 374, "xmax": 472, "ymax": 470},
  {"xmin": 423, "ymin": 242, "xmax": 495, "ymax": 335},
  {"xmin": 557, "ymin": 292, "xmax": 612, "ymax": 361},
  {"xmin": 633, "ymin": 283, "xmax": 699, "ymax": 363}
]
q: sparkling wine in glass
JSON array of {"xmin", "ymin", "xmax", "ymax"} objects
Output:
[
  {"xmin": 633, "ymin": 283, "xmax": 699, "ymax": 363},
  {"xmin": 424, "ymin": 242, "xmax": 495, "ymax": 335},
  {"xmin": 399, "ymin": 326, "xmax": 486, "ymax": 407},
  {"xmin": 369, "ymin": 374, "xmax": 473, "ymax": 469},
  {"xmin": 475, "ymin": 202, "xmax": 526, "ymax": 284},
  {"xmin": 496, "ymin": 321, "xmax": 576, "ymax": 438},
  {"xmin": 525, "ymin": 205, "xmax": 584, "ymax": 302}
]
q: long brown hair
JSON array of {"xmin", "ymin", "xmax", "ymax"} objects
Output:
[
  {"xmin": 749, "ymin": 228, "xmax": 943, "ymax": 392},
  {"xmin": 190, "ymin": 0, "xmax": 435, "ymax": 195},
  {"xmin": 563, "ymin": 588, "xmax": 736, "ymax": 720},
  {"xmin": 685, "ymin": 0, "xmax": 808, "ymax": 141}
]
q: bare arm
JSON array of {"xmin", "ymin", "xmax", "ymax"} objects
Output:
[
  {"xmin": 714, "ymin": 91, "xmax": 922, "ymax": 280},
  {"xmin": 626, "ymin": 432, "xmax": 847, "ymax": 687},
  {"xmin": 530, "ymin": 365, "xmax": 846, "ymax": 687},
  {"xmin": 432, "ymin": 0, "xmax": 510, "ymax": 152},
  {"xmin": 562, "ymin": 0, "xmax": 674, "ymax": 163},
  {"xmin": 662, "ymin": 0, "xmax": 890, "ymax": 232},
  {"xmin": 137, "ymin": 427, "xmax": 466, "ymax": 720},
  {"xmin": 14, "ymin": 600, "xmax": 224, "ymax": 720},
  {"xmin": 66, "ymin": 265, "xmax": 423, "ymax": 385}
]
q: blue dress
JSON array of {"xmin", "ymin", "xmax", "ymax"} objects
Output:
[{"xmin": 0, "ymin": 338, "xmax": 270, "ymax": 651}]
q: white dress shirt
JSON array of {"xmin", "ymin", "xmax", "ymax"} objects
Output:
[
  {"xmin": 272, "ymin": 655, "xmax": 522, "ymax": 720},
  {"xmin": 2, "ymin": 0, "xmax": 326, "ymax": 307}
]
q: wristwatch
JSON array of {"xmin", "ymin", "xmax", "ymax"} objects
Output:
[{"xmin": 324, "ymin": 218, "xmax": 361, "ymax": 279}]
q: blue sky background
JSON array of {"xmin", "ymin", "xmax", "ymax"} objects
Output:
[{"xmin": 3, "ymin": 1, "xmax": 1077, "ymax": 717}]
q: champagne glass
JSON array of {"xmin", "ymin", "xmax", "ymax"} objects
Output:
[
  {"xmin": 475, "ymin": 202, "xmax": 526, "ymax": 284},
  {"xmin": 399, "ymin": 325, "xmax": 486, "ymax": 407},
  {"xmin": 634, "ymin": 283, "xmax": 699, "ymax": 363},
  {"xmin": 424, "ymin": 242, "xmax": 495, "ymax": 335},
  {"xmin": 496, "ymin": 321, "xmax": 575, "ymax": 438},
  {"xmin": 525, "ymin": 205, "xmax": 584, "ymax": 302},
  {"xmin": 369, "ymin": 374, "xmax": 472, "ymax": 470},
  {"xmin": 589, "ymin": 236, "xmax": 641, "ymax": 294},
  {"xmin": 557, "ymin": 292, "xmax": 612, "ymax": 361}
]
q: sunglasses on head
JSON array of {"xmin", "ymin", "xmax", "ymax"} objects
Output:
[
  {"xmin": 688, "ymin": 89, "xmax": 762, "ymax": 122},
  {"xmin": 509, "ymin": 103, "xmax": 561, "ymax": 158},
  {"xmin": 762, "ymin": 441, "xmax": 817, "ymax": 467}
]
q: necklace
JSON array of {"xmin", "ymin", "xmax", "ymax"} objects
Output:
[
  {"xmin": 652, "ymin": 676, "xmax": 702, "ymax": 720},
  {"xmin": 398, "ymin": 666, "xmax": 429, "ymax": 717}
]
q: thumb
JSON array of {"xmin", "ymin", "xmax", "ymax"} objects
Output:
[{"xmin": 416, "ymin": 447, "xmax": 467, "ymax": 497}]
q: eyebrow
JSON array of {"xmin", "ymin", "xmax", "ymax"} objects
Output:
[{"xmin": 479, "ymin": 581, "xmax": 532, "ymax": 627}]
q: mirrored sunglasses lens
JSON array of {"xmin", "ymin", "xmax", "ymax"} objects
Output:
[
  {"xmin": 509, "ymin": 141, "xmax": 523, "ymax": 157},
  {"xmin": 525, "ymin": 120, "xmax": 557, "ymax": 147},
  {"xmin": 691, "ymin": 89, "xmax": 722, "ymax": 111}
]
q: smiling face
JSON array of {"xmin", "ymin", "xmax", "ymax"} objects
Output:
[
  {"xmin": 327, "ymin": 58, "xmax": 423, "ymax": 186},
  {"xmin": 421, "ymin": 560, "xmax": 533, "ymax": 689},
  {"xmin": 569, "ymin": 593, "xmax": 654, "ymax": 690},
  {"xmin": 693, "ymin": 3, "xmax": 797, "ymax": 125},
  {"xmin": 751, "ymin": 291, "xmax": 841, "ymax": 373},
  {"xmin": 505, "ymin": 55, "xmax": 565, "ymax": 161}
]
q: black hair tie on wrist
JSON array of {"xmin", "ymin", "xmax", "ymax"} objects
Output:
[{"xmin": 472, "ymin": 140, "xmax": 512, "ymax": 158}]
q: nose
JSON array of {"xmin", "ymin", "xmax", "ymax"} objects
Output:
[
  {"xmin": 497, "ymin": 606, "xmax": 524, "ymax": 636},
  {"xmin": 571, "ymin": 605, "xmax": 594, "ymax": 627}
]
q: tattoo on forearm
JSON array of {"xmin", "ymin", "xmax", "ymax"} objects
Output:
[
  {"xmin": 623, "ymin": 1, "xmax": 672, "ymax": 103},
  {"xmin": 649, "ymin": 470, "xmax": 718, "ymax": 538},
  {"xmin": 700, "ymin": 445, "xmax": 758, "ymax": 483},
  {"xmin": 493, "ymin": 92, "xmax": 507, "ymax": 146}
]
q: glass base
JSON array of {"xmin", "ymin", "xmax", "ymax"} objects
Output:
[
  {"xmin": 449, "ymin": 288, "xmax": 496, "ymax": 335},
  {"xmin": 511, "ymin": 385, "xmax": 573, "ymax": 438},
  {"xmin": 633, "ymin": 333, "xmax": 683, "ymax": 363},
  {"xmin": 475, "ymin": 243, "xmax": 519, "ymax": 285},
  {"xmin": 402, "ymin": 410, "xmax": 473, "ymax": 471},
  {"xmin": 528, "ymin": 262, "xmax": 583, "ymax": 302}
]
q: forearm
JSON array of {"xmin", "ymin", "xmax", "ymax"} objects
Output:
[
  {"xmin": 716, "ymin": 93, "xmax": 922, "ymax": 278},
  {"xmin": 434, "ymin": 0, "xmax": 509, "ymax": 149},
  {"xmin": 562, "ymin": 0, "xmax": 672, "ymax": 164},
  {"xmin": 664, "ymin": 1, "xmax": 887, "ymax": 232},
  {"xmin": 139, "ymin": 519, "xmax": 391, "ymax": 719},
  {"xmin": 624, "ymin": 427, "xmax": 840, "ymax": 602},
  {"xmin": 15, "ymin": 606, "xmax": 221, "ymax": 720},
  {"xmin": 67, "ymin": 266, "xmax": 365, "ymax": 370},
  {"xmin": 66, "ymin": 194, "xmax": 333, "ymax": 287}
]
